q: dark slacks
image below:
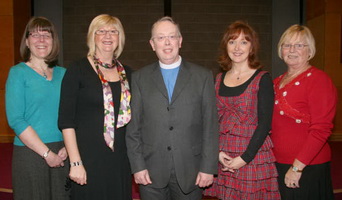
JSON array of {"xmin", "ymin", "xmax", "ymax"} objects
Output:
[{"xmin": 139, "ymin": 168, "xmax": 203, "ymax": 200}]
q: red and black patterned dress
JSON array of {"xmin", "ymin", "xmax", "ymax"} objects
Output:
[{"xmin": 204, "ymin": 70, "xmax": 280, "ymax": 199}]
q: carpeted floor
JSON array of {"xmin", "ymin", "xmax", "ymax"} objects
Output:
[{"xmin": 1, "ymin": 142, "xmax": 342, "ymax": 200}]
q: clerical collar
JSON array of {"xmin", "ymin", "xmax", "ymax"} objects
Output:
[{"xmin": 159, "ymin": 56, "xmax": 182, "ymax": 69}]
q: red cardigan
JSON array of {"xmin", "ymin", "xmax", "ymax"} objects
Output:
[{"xmin": 271, "ymin": 66, "xmax": 337, "ymax": 165}]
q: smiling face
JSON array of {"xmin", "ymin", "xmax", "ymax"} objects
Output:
[
  {"xmin": 94, "ymin": 25, "xmax": 119, "ymax": 57},
  {"xmin": 227, "ymin": 33, "xmax": 251, "ymax": 66},
  {"xmin": 149, "ymin": 21, "xmax": 182, "ymax": 65},
  {"xmin": 281, "ymin": 34, "xmax": 310, "ymax": 69},
  {"xmin": 25, "ymin": 30, "xmax": 53, "ymax": 60}
]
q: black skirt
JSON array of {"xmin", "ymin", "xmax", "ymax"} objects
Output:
[{"xmin": 276, "ymin": 162, "xmax": 334, "ymax": 200}]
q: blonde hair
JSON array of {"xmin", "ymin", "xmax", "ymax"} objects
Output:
[
  {"xmin": 87, "ymin": 14, "xmax": 125, "ymax": 58},
  {"xmin": 277, "ymin": 24, "xmax": 316, "ymax": 60}
]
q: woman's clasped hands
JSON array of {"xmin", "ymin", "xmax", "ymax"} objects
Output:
[{"xmin": 219, "ymin": 151, "xmax": 247, "ymax": 173}]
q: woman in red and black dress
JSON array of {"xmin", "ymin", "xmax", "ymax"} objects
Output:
[{"xmin": 204, "ymin": 21, "xmax": 280, "ymax": 199}]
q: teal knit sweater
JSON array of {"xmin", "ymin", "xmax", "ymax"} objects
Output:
[{"xmin": 6, "ymin": 62, "xmax": 65, "ymax": 146}]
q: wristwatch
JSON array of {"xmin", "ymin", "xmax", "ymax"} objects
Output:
[{"xmin": 291, "ymin": 165, "xmax": 303, "ymax": 173}]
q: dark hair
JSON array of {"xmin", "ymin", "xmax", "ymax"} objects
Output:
[
  {"xmin": 20, "ymin": 16, "xmax": 60, "ymax": 68},
  {"xmin": 218, "ymin": 21, "xmax": 261, "ymax": 71}
]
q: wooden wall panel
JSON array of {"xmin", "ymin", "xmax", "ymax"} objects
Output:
[
  {"xmin": 307, "ymin": 0, "xmax": 342, "ymax": 141},
  {"xmin": 0, "ymin": 16, "xmax": 14, "ymax": 89},
  {"xmin": 307, "ymin": 0, "xmax": 325, "ymax": 20},
  {"xmin": 326, "ymin": 0, "xmax": 342, "ymax": 13},
  {"xmin": 0, "ymin": 0, "xmax": 30, "ymax": 143},
  {"xmin": 325, "ymin": 14, "xmax": 342, "ymax": 136},
  {"xmin": 0, "ymin": 0, "xmax": 15, "ymax": 143},
  {"xmin": 307, "ymin": 15, "xmax": 325, "ymax": 71},
  {"xmin": 0, "ymin": 90, "xmax": 14, "ymax": 143},
  {"xmin": 0, "ymin": 0, "xmax": 13, "ymax": 15}
]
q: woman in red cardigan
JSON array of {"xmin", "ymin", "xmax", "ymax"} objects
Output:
[{"xmin": 271, "ymin": 24, "xmax": 338, "ymax": 200}]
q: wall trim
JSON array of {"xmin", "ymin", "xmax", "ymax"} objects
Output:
[
  {"xmin": 0, "ymin": 135, "xmax": 14, "ymax": 143},
  {"xmin": 0, "ymin": 188, "xmax": 13, "ymax": 193},
  {"xmin": 329, "ymin": 133, "xmax": 342, "ymax": 141},
  {"xmin": 334, "ymin": 188, "xmax": 342, "ymax": 194}
]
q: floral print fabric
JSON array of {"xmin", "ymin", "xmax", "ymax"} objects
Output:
[{"xmin": 93, "ymin": 56, "xmax": 131, "ymax": 151}]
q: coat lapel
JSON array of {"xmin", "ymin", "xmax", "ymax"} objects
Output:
[
  {"xmin": 151, "ymin": 63, "xmax": 169, "ymax": 100},
  {"xmin": 171, "ymin": 62, "xmax": 191, "ymax": 104}
]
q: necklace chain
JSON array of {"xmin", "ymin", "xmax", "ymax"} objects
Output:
[
  {"xmin": 28, "ymin": 61, "xmax": 48, "ymax": 79},
  {"xmin": 285, "ymin": 65, "xmax": 310, "ymax": 80},
  {"xmin": 40, "ymin": 66, "xmax": 48, "ymax": 79},
  {"xmin": 230, "ymin": 70, "xmax": 248, "ymax": 80},
  {"xmin": 280, "ymin": 65, "xmax": 311, "ymax": 88}
]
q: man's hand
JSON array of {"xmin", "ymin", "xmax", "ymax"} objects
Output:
[
  {"xmin": 195, "ymin": 172, "xmax": 214, "ymax": 188},
  {"xmin": 134, "ymin": 169, "xmax": 152, "ymax": 185}
]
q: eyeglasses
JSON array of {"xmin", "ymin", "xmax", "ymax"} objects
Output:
[
  {"xmin": 152, "ymin": 35, "xmax": 179, "ymax": 42},
  {"xmin": 29, "ymin": 32, "xmax": 52, "ymax": 39},
  {"xmin": 95, "ymin": 30, "xmax": 119, "ymax": 35},
  {"xmin": 282, "ymin": 44, "xmax": 308, "ymax": 50}
]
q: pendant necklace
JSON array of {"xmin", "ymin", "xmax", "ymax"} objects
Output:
[
  {"xmin": 232, "ymin": 70, "xmax": 241, "ymax": 80},
  {"xmin": 40, "ymin": 66, "xmax": 48, "ymax": 79}
]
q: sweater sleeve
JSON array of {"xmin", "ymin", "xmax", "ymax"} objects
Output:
[
  {"xmin": 296, "ymin": 71, "xmax": 337, "ymax": 165},
  {"xmin": 241, "ymin": 73, "xmax": 274, "ymax": 163},
  {"xmin": 5, "ymin": 66, "xmax": 30, "ymax": 135}
]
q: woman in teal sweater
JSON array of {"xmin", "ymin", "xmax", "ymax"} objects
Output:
[{"xmin": 5, "ymin": 17, "xmax": 69, "ymax": 199}]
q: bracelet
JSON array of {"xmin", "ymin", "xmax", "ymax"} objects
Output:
[
  {"xmin": 42, "ymin": 149, "xmax": 51, "ymax": 159},
  {"xmin": 70, "ymin": 161, "xmax": 83, "ymax": 167},
  {"xmin": 291, "ymin": 165, "xmax": 303, "ymax": 173}
]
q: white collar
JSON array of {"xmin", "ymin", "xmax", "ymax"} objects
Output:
[{"xmin": 159, "ymin": 56, "xmax": 182, "ymax": 69}]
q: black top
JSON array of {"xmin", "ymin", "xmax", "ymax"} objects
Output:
[
  {"xmin": 58, "ymin": 57, "xmax": 132, "ymax": 200},
  {"xmin": 219, "ymin": 70, "xmax": 274, "ymax": 163}
]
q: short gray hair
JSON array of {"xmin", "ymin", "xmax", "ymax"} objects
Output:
[{"xmin": 150, "ymin": 16, "xmax": 182, "ymax": 39}]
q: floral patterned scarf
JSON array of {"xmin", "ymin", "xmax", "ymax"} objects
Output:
[{"xmin": 93, "ymin": 55, "xmax": 131, "ymax": 151}]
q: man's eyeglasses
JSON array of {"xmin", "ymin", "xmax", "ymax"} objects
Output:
[
  {"xmin": 152, "ymin": 35, "xmax": 179, "ymax": 42},
  {"xmin": 282, "ymin": 44, "xmax": 308, "ymax": 50},
  {"xmin": 95, "ymin": 30, "xmax": 119, "ymax": 35},
  {"xmin": 29, "ymin": 32, "xmax": 52, "ymax": 39}
]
